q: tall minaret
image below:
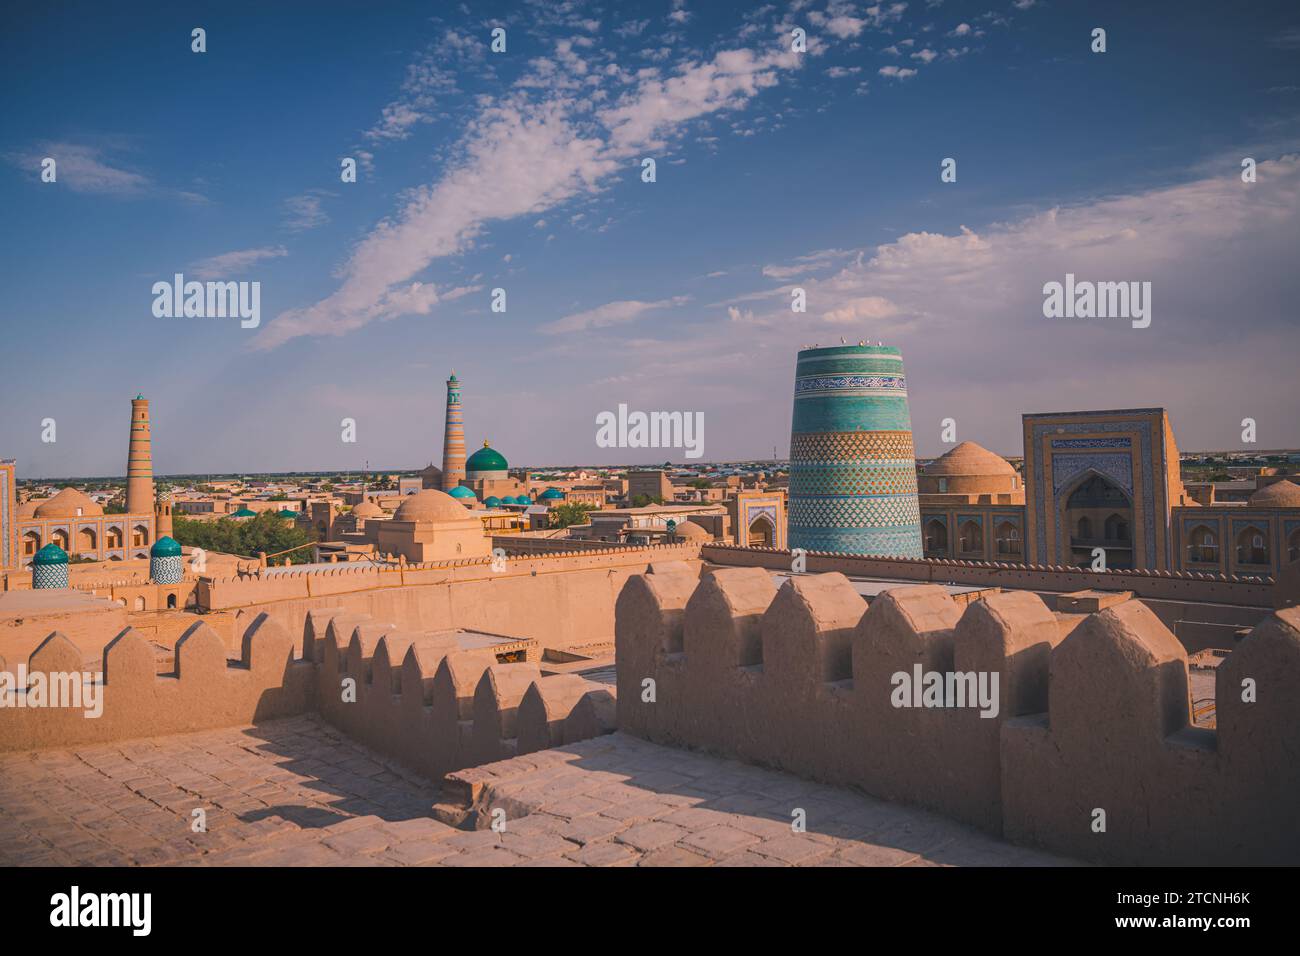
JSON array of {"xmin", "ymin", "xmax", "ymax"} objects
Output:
[
  {"xmin": 441, "ymin": 373, "xmax": 466, "ymax": 491},
  {"xmin": 126, "ymin": 394, "xmax": 155, "ymax": 516}
]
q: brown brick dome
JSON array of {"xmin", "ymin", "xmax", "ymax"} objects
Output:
[{"xmin": 1249, "ymin": 480, "xmax": 1300, "ymax": 508}]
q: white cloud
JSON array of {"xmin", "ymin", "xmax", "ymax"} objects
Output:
[
  {"xmin": 542, "ymin": 296, "xmax": 689, "ymax": 334},
  {"xmin": 253, "ymin": 27, "xmax": 807, "ymax": 350},
  {"xmin": 282, "ymin": 192, "xmax": 331, "ymax": 232},
  {"xmin": 7, "ymin": 142, "xmax": 203, "ymax": 201},
  {"xmin": 190, "ymin": 246, "xmax": 288, "ymax": 280},
  {"xmin": 911, "ymin": 48, "xmax": 938, "ymax": 63},
  {"xmin": 762, "ymin": 248, "xmax": 854, "ymax": 279},
  {"xmin": 949, "ymin": 22, "xmax": 972, "ymax": 37},
  {"xmin": 879, "ymin": 65, "xmax": 918, "ymax": 79}
]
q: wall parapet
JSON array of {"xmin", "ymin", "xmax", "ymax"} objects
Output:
[
  {"xmin": 1, "ymin": 608, "xmax": 618, "ymax": 778},
  {"xmin": 615, "ymin": 566, "xmax": 1300, "ymax": 865},
  {"xmin": 0, "ymin": 614, "xmax": 314, "ymax": 751},
  {"xmin": 700, "ymin": 544, "xmax": 1274, "ymax": 608},
  {"xmin": 307, "ymin": 609, "xmax": 616, "ymax": 781},
  {"xmin": 196, "ymin": 542, "xmax": 703, "ymax": 610}
]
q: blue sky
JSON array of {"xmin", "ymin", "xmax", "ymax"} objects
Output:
[{"xmin": 2, "ymin": 0, "xmax": 1298, "ymax": 477}]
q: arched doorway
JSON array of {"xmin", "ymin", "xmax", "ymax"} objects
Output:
[
  {"xmin": 747, "ymin": 515, "xmax": 774, "ymax": 547},
  {"xmin": 166, "ymin": 593, "xmax": 178, "ymax": 609},
  {"xmin": 996, "ymin": 521, "xmax": 1021, "ymax": 557},
  {"xmin": 924, "ymin": 519, "xmax": 949, "ymax": 555},
  {"xmin": 106, "ymin": 526, "xmax": 123, "ymax": 550},
  {"xmin": 1064, "ymin": 473, "xmax": 1133, "ymax": 569},
  {"xmin": 1187, "ymin": 526, "xmax": 1219, "ymax": 565},
  {"xmin": 22, "ymin": 530, "xmax": 40, "ymax": 557},
  {"xmin": 77, "ymin": 527, "xmax": 97, "ymax": 555},
  {"xmin": 1235, "ymin": 527, "xmax": 1269, "ymax": 567},
  {"xmin": 51, "ymin": 529, "xmax": 69, "ymax": 552},
  {"xmin": 958, "ymin": 520, "xmax": 983, "ymax": 556}
]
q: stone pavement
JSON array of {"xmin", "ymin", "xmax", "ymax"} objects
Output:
[{"xmin": 0, "ymin": 716, "xmax": 1074, "ymax": 867}]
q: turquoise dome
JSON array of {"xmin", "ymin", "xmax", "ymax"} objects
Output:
[
  {"xmin": 33, "ymin": 543, "xmax": 69, "ymax": 565},
  {"xmin": 484, "ymin": 496, "xmax": 502, "ymax": 507},
  {"xmin": 277, "ymin": 509, "xmax": 299, "ymax": 518},
  {"xmin": 150, "ymin": 536, "xmax": 182, "ymax": 558},
  {"xmin": 516, "ymin": 496, "xmax": 532, "ymax": 505},
  {"xmin": 539, "ymin": 488, "xmax": 564, "ymax": 500},
  {"xmin": 232, "ymin": 507, "xmax": 257, "ymax": 517},
  {"xmin": 466, "ymin": 441, "xmax": 509, "ymax": 473},
  {"xmin": 448, "ymin": 485, "xmax": 476, "ymax": 499}
]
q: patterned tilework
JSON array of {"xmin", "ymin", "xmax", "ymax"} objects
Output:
[
  {"xmin": 0, "ymin": 462, "xmax": 11, "ymax": 571},
  {"xmin": 789, "ymin": 346, "xmax": 922, "ymax": 558},
  {"xmin": 150, "ymin": 554, "xmax": 184, "ymax": 585},
  {"xmin": 1028, "ymin": 415, "xmax": 1160, "ymax": 568},
  {"xmin": 32, "ymin": 563, "xmax": 68, "ymax": 589}
]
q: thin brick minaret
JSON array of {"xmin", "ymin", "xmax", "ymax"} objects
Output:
[
  {"xmin": 441, "ymin": 373, "xmax": 466, "ymax": 492},
  {"xmin": 126, "ymin": 394, "xmax": 155, "ymax": 516}
]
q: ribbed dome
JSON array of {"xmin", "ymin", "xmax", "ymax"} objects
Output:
[
  {"xmin": 923, "ymin": 441, "xmax": 1015, "ymax": 478},
  {"xmin": 672, "ymin": 520, "xmax": 709, "ymax": 541},
  {"xmin": 394, "ymin": 489, "xmax": 473, "ymax": 522},
  {"xmin": 466, "ymin": 441, "xmax": 508, "ymax": 473},
  {"xmin": 448, "ymin": 485, "xmax": 476, "ymax": 499},
  {"xmin": 151, "ymin": 536, "xmax": 182, "ymax": 558},
  {"xmin": 33, "ymin": 543, "xmax": 69, "ymax": 565},
  {"xmin": 33, "ymin": 487, "xmax": 104, "ymax": 519},
  {"xmin": 353, "ymin": 501, "xmax": 383, "ymax": 518},
  {"xmin": 1249, "ymin": 480, "xmax": 1300, "ymax": 508}
]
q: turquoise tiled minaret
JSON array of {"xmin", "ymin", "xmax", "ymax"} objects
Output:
[{"xmin": 788, "ymin": 344, "xmax": 923, "ymax": 557}]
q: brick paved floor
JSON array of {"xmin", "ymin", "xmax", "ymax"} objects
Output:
[{"xmin": 0, "ymin": 717, "xmax": 1074, "ymax": 867}]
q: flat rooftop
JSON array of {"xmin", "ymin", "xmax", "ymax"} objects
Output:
[{"xmin": 0, "ymin": 717, "xmax": 1073, "ymax": 867}]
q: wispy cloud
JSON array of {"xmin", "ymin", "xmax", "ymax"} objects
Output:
[
  {"xmin": 762, "ymin": 248, "xmax": 854, "ymax": 279},
  {"xmin": 282, "ymin": 191, "xmax": 332, "ymax": 232},
  {"xmin": 252, "ymin": 13, "xmax": 809, "ymax": 350},
  {"xmin": 190, "ymin": 246, "xmax": 288, "ymax": 280},
  {"xmin": 542, "ymin": 296, "xmax": 689, "ymax": 334},
  {"xmin": 6, "ymin": 141, "xmax": 205, "ymax": 202}
]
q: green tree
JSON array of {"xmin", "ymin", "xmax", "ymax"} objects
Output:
[
  {"xmin": 548, "ymin": 502, "xmax": 596, "ymax": 529},
  {"xmin": 172, "ymin": 512, "xmax": 318, "ymax": 565}
]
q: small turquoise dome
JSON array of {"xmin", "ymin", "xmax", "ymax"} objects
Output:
[
  {"xmin": 484, "ymin": 496, "xmax": 502, "ymax": 507},
  {"xmin": 517, "ymin": 495, "xmax": 533, "ymax": 505},
  {"xmin": 151, "ymin": 536, "xmax": 182, "ymax": 558},
  {"xmin": 449, "ymin": 485, "xmax": 476, "ymax": 499},
  {"xmin": 33, "ymin": 543, "xmax": 69, "ymax": 565},
  {"xmin": 539, "ymin": 488, "xmax": 564, "ymax": 500},
  {"xmin": 232, "ymin": 508, "xmax": 257, "ymax": 517},
  {"xmin": 277, "ymin": 509, "xmax": 299, "ymax": 518},
  {"xmin": 465, "ymin": 441, "xmax": 509, "ymax": 473}
]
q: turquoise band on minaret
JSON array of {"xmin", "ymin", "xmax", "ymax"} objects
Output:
[{"xmin": 788, "ymin": 345, "xmax": 923, "ymax": 557}]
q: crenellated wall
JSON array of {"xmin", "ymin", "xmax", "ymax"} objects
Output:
[
  {"xmin": 305, "ymin": 607, "xmax": 615, "ymax": 781},
  {"xmin": 701, "ymin": 544, "xmax": 1274, "ymax": 608},
  {"xmin": 0, "ymin": 608, "xmax": 618, "ymax": 779},
  {"xmin": 0, "ymin": 614, "xmax": 314, "ymax": 751},
  {"xmin": 615, "ymin": 564, "xmax": 1300, "ymax": 865},
  {"xmin": 195, "ymin": 543, "xmax": 703, "ymax": 655}
]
